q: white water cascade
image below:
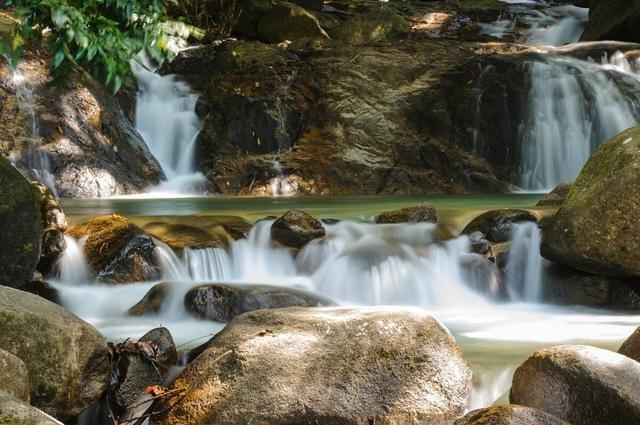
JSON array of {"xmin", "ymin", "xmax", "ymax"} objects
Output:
[
  {"xmin": 505, "ymin": 221, "xmax": 544, "ymax": 302},
  {"xmin": 54, "ymin": 236, "xmax": 90, "ymax": 285},
  {"xmin": 132, "ymin": 62, "xmax": 206, "ymax": 195}
]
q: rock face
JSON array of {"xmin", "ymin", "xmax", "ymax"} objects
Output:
[
  {"xmin": 270, "ymin": 209, "xmax": 325, "ymax": 248},
  {"xmin": 0, "ymin": 349, "xmax": 30, "ymax": 402},
  {"xmin": 0, "ymin": 156, "xmax": 41, "ymax": 289},
  {"xmin": 510, "ymin": 345, "xmax": 640, "ymax": 425},
  {"xmin": 374, "ymin": 204, "xmax": 438, "ymax": 224},
  {"xmin": 0, "ymin": 46, "xmax": 164, "ymax": 198},
  {"xmin": 462, "ymin": 209, "xmax": 538, "ymax": 243},
  {"xmin": 536, "ymin": 183, "xmax": 572, "ymax": 207},
  {"xmin": 0, "ymin": 390, "xmax": 63, "ymax": 425},
  {"xmin": 619, "ymin": 327, "xmax": 640, "ymax": 363},
  {"xmin": 331, "ymin": 6, "xmax": 411, "ymax": 45},
  {"xmin": 155, "ymin": 307, "xmax": 472, "ymax": 425},
  {"xmin": 257, "ymin": 2, "xmax": 329, "ymax": 42},
  {"xmin": 582, "ymin": 0, "xmax": 640, "ymax": 43},
  {"xmin": 0, "ymin": 286, "xmax": 110, "ymax": 420},
  {"xmin": 31, "ymin": 182, "xmax": 67, "ymax": 231},
  {"xmin": 541, "ymin": 126, "xmax": 640, "ymax": 277},
  {"xmin": 184, "ymin": 284, "xmax": 329, "ymax": 322},
  {"xmin": 454, "ymin": 405, "xmax": 569, "ymax": 425},
  {"xmin": 37, "ymin": 229, "xmax": 66, "ymax": 275},
  {"xmin": 68, "ymin": 215, "xmax": 160, "ymax": 283}
]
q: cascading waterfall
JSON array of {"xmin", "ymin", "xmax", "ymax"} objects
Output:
[
  {"xmin": 268, "ymin": 160, "xmax": 295, "ymax": 196},
  {"xmin": 132, "ymin": 61, "xmax": 206, "ymax": 194},
  {"xmin": 54, "ymin": 236, "xmax": 90, "ymax": 285},
  {"xmin": 505, "ymin": 221, "xmax": 544, "ymax": 302}
]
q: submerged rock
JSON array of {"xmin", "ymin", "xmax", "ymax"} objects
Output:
[
  {"xmin": 271, "ymin": 209, "xmax": 325, "ymax": 248},
  {"xmin": 184, "ymin": 284, "xmax": 329, "ymax": 322},
  {"xmin": 536, "ymin": 183, "xmax": 572, "ymax": 207},
  {"xmin": 510, "ymin": 345, "xmax": 640, "ymax": 425},
  {"xmin": 374, "ymin": 204, "xmax": 438, "ymax": 224},
  {"xmin": 0, "ymin": 349, "xmax": 30, "ymax": 402},
  {"xmin": 0, "ymin": 286, "xmax": 110, "ymax": 420},
  {"xmin": 0, "ymin": 156, "xmax": 41, "ymax": 289},
  {"xmin": 541, "ymin": 126, "xmax": 640, "ymax": 277},
  {"xmin": 127, "ymin": 283, "xmax": 170, "ymax": 316},
  {"xmin": 155, "ymin": 307, "xmax": 472, "ymax": 425},
  {"xmin": 619, "ymin": 327, "xmax": 640, "ymax": 363},
  {"xmin": 455, "ymin": 404, "xmax": 569, "ymax": 425},
  {"xmin": 0, "ymin": 390, "xmax": 62, "ymax": 425},
  {"xmin": 462, "ymin": 209, "xmax": 538, "ymax": 243},
  {"xmin": 68, "ymin": 215, "xmax": 160, "ymax": 283}
]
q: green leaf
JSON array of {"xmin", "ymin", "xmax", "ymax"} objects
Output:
[
  {"xmin": 112, "ymin": 74, "xmax": 123, "ymax": 94},
  {"xmin": 53, "ymin": 50, "xmax": 65, "ymax": 68}
]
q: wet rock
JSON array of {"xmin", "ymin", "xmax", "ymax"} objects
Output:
[
  {"xmin": 0, "ymin": 349, "xmax": 30, "ymax": 402},
  {"xmin": 331, "ymin": 5, "xmax": 411, "ymax": 45},
  {"xmin": 0, "ymin": 156, "xmax": 41, "ymax": 289},
  {"xmin": 541, "ymin": 126, "xmax": 640, "ymax": 277},
  {"xmin": 140, "ymin": 327, "xmax": 178, "ymax": 368},
  {"xmin": 460, "ymin": 253, "xmax": 505, "ymax": 300},
  {"xmin": 510, "ymin": 345, "xmax": 640, "ymax": 425},
  {"xmin": 30, "ymin": 182, "xmax": 66, "ymax": 231},
  {"xmin": 127, "ymin": 283, "xmax": 170, "ymax": 316},
  {"xmin": 536, "ymin": 183, "xmax": 572, "ymax": 207},
  {"xmin": 0, "ymin": 286, "xmax": 110, "ymax": 420},
  {"xmin": 455, "ymin": 404, "xmax": 569, "ymax": 425},
  {"xmin": 462, "ymin": 209, "xmax": 537, "ymax": 243},
  {"xmin": 37, "ymin": 228, "xmax": 66, "ymax": 275},
  {"xmin": 155, "ymin": 307, "xmax": 472, "ymax": 425},
  {"xmin": 271, "ymin": 209, "xmax": 325, "ymax": 248},
  {"xmin": 184, "ymin": 284, "xmax": 329, "ymax": 322},
  {"xmin": 0, "ymin": 390, "xmax": 62, "ymax": 425},
  {"xmin": 468, "ymin": 232, "xmax": 493, "ymax": 258},
  {"xmin": 257, "ymin": 1, "xmax": 329, "ymax": 43},
  {"xmin": 68, "ymin": 215, "xmax": 160, "ymax": 283},
  {"xmin": 21, "ymin": 279, "xmax": 60, "ymax": 304},
  {"xmin": 582, "ymin": 0, "xmax": 640, "ymax": 43},
  {"xmin": 618, "ymin": 327, "xmax": 640, "ymax": 363},
  {"xmin": 374, "ymin": 204, "xmax": 438, "ymax": 224},
  {"xmin": 143, "ymin": 222, "xmax": 225, "ymax": 250}
]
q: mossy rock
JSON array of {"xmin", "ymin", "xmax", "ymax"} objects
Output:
[
  {"xmin": 0, "ymin": 349, "xmax": 29, "ymax": 402},
  {"xmin": 270, "ymin": 209, "xmax": 326, "ymax": 248},
  {"xmin": 0, "ymin": 390, "xmax": 62, "ymax": 425},
  {"xmin": 0, "ymin": 156, "xmax": 41, "ymax": 289},
  {"xmin": 143, "ymin": 222, "xmax": 225, "ymax": 251},
  {"xmin": 257, "ymin": 1, "xmax": 329, "ymax": 43},
  {"xmin": 462, "ymin": 209, "xmax": 537, "ymax": 243},
  {"xmin": 375, "ymin": 204, "xmax": 438, "ymax": 224},
  {"xmin": 330, "ymin": 6, "xmax": 411, "ymax": 45},
  {"xmin": 582, "ymin": 0, "xmax": 640, "ymax": 43},
  {"xmin": 536, "ymin": 183, "xmax": 572, "ymax": 207}
]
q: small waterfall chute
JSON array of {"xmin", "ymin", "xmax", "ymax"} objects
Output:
[
  {"xmin": 505, "ymin": 221, "xmax": 544, "ymax": 302},
  {"xmin": 54, "ymin": 236, "xmax": 91, "ymax": 285}
]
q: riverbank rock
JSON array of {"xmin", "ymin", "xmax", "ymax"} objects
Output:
[
  {"xmin": 0, "ymin": 349, "xmax": 30, "ymax": 402},
  {"xmin": 271, "ymin": 209, "xmax": 325, "ymax": 248},
  {"xmin": 143, "ymin": 222, "xmax": 225, "ymax": 250},
  {"xmin": 155, "ymin": 307, "xmax": 471, "ymax": 425},
  {"xmin": 185, "ymin": 284, "xmax": 329, "ymax": 322},
  {"xmin": 541, "ymin": 126, "xmax": 640, "ymax": 277},
  {"xmin": 30, "ymin": 182, "xmax": 66, "ymax": 231},
  {"xmin": 127, "ymin": 283, "xmax": 170, "ymax": 316},
  {"xmin": 619, "ymin": 327, "xmax": 640, "ymax": 362},
  {"xmin": 0, "ymin": 286, "xmax": 110, "ymax": 420},
  {"xmin": 536, "ymin": 183, "xmax": 572, "ymax": 207},
  {"xmin": 374, "ymin": 204, "xmax": 438, "ymax": 224},
  {"xmin": 68, "ymin": 215, "xmax": 160, "ymax": 283},
  {"xmin": 0, "ymin": 156, "xmax": 41, "ymax": 289},
  {"xmin": 510, "ymin": 345, "xmax": 640, "ymax": 425},
  {"xmin": 0, "ymin": 390, "xmax": 63, "ymax": 425},
  {"xmin": 37, "ymin": 228, "xmax": 66, "ymax": 275},
  {"xmin": 257, "ymin": 2, "xmax": 329, "ymax": 43},
  {"xmin": 331, "ymin": 6, "xmax": 411, "ymax": 45},
  {"xmin": 454, "ymin": 405, "xmax": 569, "ymax": 425},
  {"xmin": 462, "ymin": 209, "xmax": 538, "ymax": 243},
  {"xmin": 581, "ymin": 0, "xmax": 640, "ymax": 43}
]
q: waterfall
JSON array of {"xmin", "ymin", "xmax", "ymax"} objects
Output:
[
  {"xmin": 520, "ymin": 52, "xmax": 640, "ymax": 191},
  {"xmin": 519, "ymin": 4, "xmax": 588, "ymax": 46},
  {"xmin": 268, "ymin": 160, "xmax": 295, "ymax": 196},
  {"xmin": 54, "ymin": 236, "xmax": 90, "ymax": 285},
  {"xmin": 132, "ymin": 61, "xmax": 206, "ymax": 194},
  {"xmin": 505, "ymin": 221, "xmax": 544, "ymax": 302}
]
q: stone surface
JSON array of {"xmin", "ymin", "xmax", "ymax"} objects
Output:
[
  {"xmin": 454, "ymin": 404, "xmax": 569, "ymax": 425},
  {"xmin": 155, "ymin": 307, "xmax": 472, "ymax": 425},
  {"xmin": 0, "ymin": 390, "xmax": 62, "ymax": 425},
  {"xmin": 331, "ymin": 5, "xmax": 411, "ymax": 45},
  {"xmin": 36, "ymin": 229, "xmax": 65, "ymax": 275},
  {"xmin": 374, "ymin": 204, "xmax": 438, "ymax": 224},
  {"xmin": 510, "ymin": 345, "xmax": 640, "ymax": 425},
  {"xmin": 0, "ymin": 156, "xmax": 41, "ymax": 289},
  {"xmin": 184, "ymin": 284, "xmax": 329, "ymax": 322},
  {"xmin": 257, "ymin": 1, "xmax": 329, "ymax": 43},
  {"xmin": 462, "ymin": 209, "xmax": 538, "ymax": 243},
  {"xmin": 128, "ymin": 283, "xmax": 170, "ymax": 316},
  {"xmin": 0, "ymin": 349, "xmax": 29, "ymax": 402},
  {"xmin": 541, "ymin": 126, "xmax": 640, "ymax": 277},
  {"xmin": 582, "ymin": 0, "xmax": 640, "ymax": 43},
  {"xmin": 0, "ymin": 286, "xmax": 110, "ymax": 420},
  {"xmin": 536, "ymin": 183, "xmax": 572, "ymax": 207},
  {"xmin": 21, "ymin": 280, "xmax": 60, "ymax": 304},
  {"xmin": 271, "ymin": 209, "xmax": 325, "ymax": 248},
  {"xmin": 143, "ymin": 222, "xmax": 225, "ymax": 250},
  {"xmin": 30, "ymin": 182, "xmax": 66, "ymax": 231},
  {"xmin": 619, "ymin": 327, "xmax": 640, "ymax": 363}
]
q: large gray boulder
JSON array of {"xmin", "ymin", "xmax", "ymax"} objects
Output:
[
  {"xmin": 542, "ymin": 126, "xmax": 640, "ymax": 277},
  {"xmin": 0, "ymin": 349, "xmax": 30, "ymax": 402},
  {"xmin": 0, "ymin": 390, "xmax": 62, "ymax": 425},
  {"xmin": 454, "ymin": 404, "xmax": 569, "ymax": 425},
  {"xmin": 155, "ymin": 307, "xmax": 471, "ymax": 425},
  {"xmin": 510, "ymin": 345, "xmax": 640, "ymax": 425},
  {"xmin": 0, "ymin": 286, "xmax": 110, "ymax": 420}
]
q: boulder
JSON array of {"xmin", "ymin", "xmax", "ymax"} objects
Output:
[
  {"xmin": 536, "ymin": 183, "xmax": 572, "ymax": 207},
  {"xmin": 128, "ymin": 283, "xmax": 170, "ymax": 316},
  {"xmin": 21, "ymin": 280, "xmax": 60, "ymax": 304},
  {"xmin": 30, "ymin": 182, "xmax": 66, "ymax": 231},
  {"xmin": 541, "ymin": 126, "xmax": 640, "ymax": 277},
  {"xmin": 454, "ymin": 404, "xmax": 569, "ymax": 425},
  {"xmin": 184, "ymin": 284, "xmax": 329, "ymax": 322},
  {"xmin": 581, "ymin": 0, "xmax": 640, "ymax": 43},
  {"xmin": 270, "ymin": 209, "xmax": 325, "ymax": 248},
  {"xmin": 510, "ymin": 345, "xmax": 640, "ymax": 425},
  {"xmin": 0, "ymin": 349, "xmax": 30, "ymax": 402},
  {"xmin": 331, "ymin": 6, "xmax": 411, "ymax": 45},
  {"xmin": 0, "ymin": 286, "xmax": 110, "ymax": 420},
  {"xmin": 257, "ymin": 2, "xmax": 329, "ymax": 43},
  {"xmin": 154, "ymin": 307, "xmax": 472, "ymax": 425},
  {"xmin": 0, "ymin": 156, "xmax": 41, "ymax": 289},
  {"xmin": 0, "ymin": 390, "xmax": 62, "ymax": 425},
  {"xmin": 143, "ymin": 222, "xmax": 225, "ymax": 250},
  {"xmin": 374, "ymin": 204, "xmax": 438, "ymax": 224},
  {"xmin": 68, "ymin": 215, "xmax": 160, "ymax": 283},
  {"xmin": 37, "ymin": 228, "xmax": 66, "ymax": 275},
  {"xmin": 619, "ymin": 327, "xmax": 640, "ymax": 362},
  {"xmin": 234, "ymin": 0, "xmax": 275, "ymax": 38},
  {"xmin": 462, "ymin": 209, "xmax": 537, "ymax": 243}
]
